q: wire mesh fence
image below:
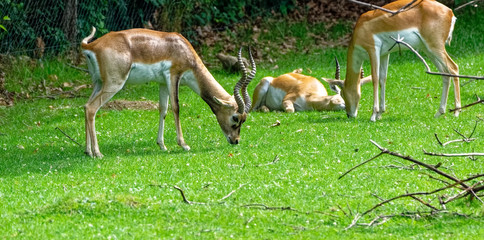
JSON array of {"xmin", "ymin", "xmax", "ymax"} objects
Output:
[
  {"xmin": 0, "ymin": 0, "xmax": 161, "ymax": 57},
  {"xmin": 0, "ymin": 0, "xmax": 479, "ymax": 57}
]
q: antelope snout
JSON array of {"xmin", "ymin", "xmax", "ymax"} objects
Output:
[{"xmin": 227, "ymin": 136, "xmax": 240, "ymax": 145}]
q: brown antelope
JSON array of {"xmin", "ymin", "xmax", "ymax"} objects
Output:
[
  {"xmin": 342, "ymin": 0, "xmax": 460, "ymax": 121},
  {"xmin": 251, "ymin": 60, "xmax": 371, "ymax": 113},
  {"xmin": 251, "ymin": 72, "xmax": 346, "ymax": 112},
  {"xmin": 81, "ymin": 27, "xmax": 256, "ymax": 158}
]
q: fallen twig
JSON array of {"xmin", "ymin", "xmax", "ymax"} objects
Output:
[
  {"xmin": 173, "ymin": 183, "xmax": 247, "ymax": 205},
  {"xmin": 242, "ymin": 203, "xmax": 298, "ymax": 212},
  {"xmin": 423, "ymin": 150, "xmax": 484, "ymax": 158},
  {"xmin": 435, "ymin": 133, "xmax": 476, "ymax": 146},
  {"xmin": 55, "ymin": 127, "xmax": 81, "ymax": 147},
  {"xmin": 341, "ymin": 140, "xmax": 484, "ymax": 228},
  {"xmin": 435, "ymin": 119, "xmax": 480, "ymax": 146},
  {"xmin": 455, "ymin": 0, "xmax": 483, "ymax": 11},
  {"xmin": 256, "ymin": 155, "xmax": 280, "ymax": 167},
  {"xmin": 173, "ymin": 185, "xmax": 206, "ymax": 205},
  {"xmin": 449, "ymin": 96, "xmax": 484, "ymax": 113},
  {"xmin": 218, "ymin": 183, "xmax": 247, "ymax": 202}
]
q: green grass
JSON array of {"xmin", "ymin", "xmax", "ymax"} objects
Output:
[{"xmin": 1, "ymin": 7, "xmax": 484, "ymax": 239}]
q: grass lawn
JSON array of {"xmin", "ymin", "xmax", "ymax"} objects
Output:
[{"xmin": 1, "ymin": 7, "xmax": 484, "ymax": 239}]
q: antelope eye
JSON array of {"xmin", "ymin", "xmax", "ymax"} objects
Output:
[{"xmin": 232, "ymin": 116, "xmax": 239, "ymax": 122}]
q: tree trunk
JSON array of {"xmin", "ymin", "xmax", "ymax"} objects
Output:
[{"xmin": 62, "ymin": 0, "xmax": 78, "ymax": 44}]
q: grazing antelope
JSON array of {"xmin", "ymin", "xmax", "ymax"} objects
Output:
[
  {"xmin": 342, "ymin": 0, "xmax": 460, "ymax": 121},
  {"xmin": 251, "ymin": 59, "xmax": 371, "ymax": 113},
  {"xmin": 81, "ymin": 27, "xmax": 256, "ymax": 158}
]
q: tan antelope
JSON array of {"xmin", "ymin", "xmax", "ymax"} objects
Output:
[
  {"xmin": 251, "ymin": 59, "xmax": 371, "ymax": 113},
  {"xmin": 342, "ymin": 0, "xmax": 460, "ymax": 121},
  {"xmin": 251, "ymin": 72, "xmax": 346, "ymax": 112},
  {"xmin": 81, "ymin": 27, "xmax": 256, "ymax": 158}
]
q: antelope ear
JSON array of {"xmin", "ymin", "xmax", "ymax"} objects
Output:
[
  {"xmin": 321, "ymin": 78, "xmax": 344, "ymax": 92},
  {"xmin": 213, "ymin": 96, "xmax": 234, "ymax": 109}
]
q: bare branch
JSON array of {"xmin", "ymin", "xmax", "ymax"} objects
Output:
[
  {"xmin": 347, "ymin": 0, "xmax": 418, "ymax": 16},
  {"xmin": 256, "ymin": 155, "xmax": 280, "ymax": 167},
  {"xmin": 423, "ymin": 150, "xmax": 484, "ymax": 157},
  {"xmin": 339, "ymin": 152, "xmax": 384, "ymax": 179},
  {"xmin": 443, "ymin": 180, "xmax": 484, "ymax": 204},
  {"xmin": 455, "ymin": 0, "xmax": 484, "ymax": 11},
  {"xmin": 342, "ymin": 138, "xmax": 484, "ymax": 228},
  {"xmin": 409, "ymin": 195, "xmax": 439, "ymax": 211},
  {"xmin": 241, "ymin": 203, "xmax": 298, "ymax": 212},
  {"xmin": 391, "ymin": 36, "xmax": 484, "ymax": 80},
  {"xmin": 435, "ymin": 119, "xmax": 480, "ymax": 146},
  {"xmin": 369, "ymin": 140, "xmax": 469, "ymax": 188},
  {"xmin": 173, "ymin": 185, "xmax": 206, "ymax": 205},
  {"xmin": 347, "ymin": 0, "xmax": 397, "ymax": 14},
  {"xmin": 218, "ymin": 183, "xmax": 247, "ymax": 202},
  {"xmin": 449, "ymin": 97, "xmax": 484, "ymax": 113},
  {"xmin": 55, "ymin": 127, "xmax": 82, "ymax": 147},
  {"xmin": 174, "ymin": 184, "xmax": 247, "ymax": 205},
  {"xmin": 434, "ymin": 133, "xmax": 444, "ymax": 146}
]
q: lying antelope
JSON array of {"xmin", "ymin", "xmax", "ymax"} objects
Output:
[
  {"xmin": 251, "ymin": 60, "xmax": 371, "ymax": 113},
  {"xmin": 342, "ymin": 0, "xmax": 460, "ymax": 121},
  {"xmin": 251, "ymin": 72, "xmax": 346, "ymax": 112},
  {"xmin": 81, "ymin": 27, "xmax": 256, "ymax": 158}
]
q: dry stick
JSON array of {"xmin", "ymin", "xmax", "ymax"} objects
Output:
[
  {"xmin": 55, "ymin": 127, "xmax": 81, "ymax": 147},
  {"xmin": 347, "ymin": 0, "xmax": 396, "ymax": 14},
  {"xmin": 359, "ymin": 174, "xmax": 484, "ymax": 218},
  {"xmin": 347, "ymin": 0, "xmax": 418, "ymax": 15},
  {"xmin": 409, "ymin": 195, "xmax": 439, "ymax": 211},
  {"xmin": 256, "ymin": 155, "xmax": 280, "ymax": 167},
  {"xmin": 435, "ymin": 133, "xmax": 476, "ymax": 146},
  {"xmin": 368, "ymin": 140, "xmax": 470, "ymax": 189},
  {"xmin": 338, "ymin": 152, "xmax": 384, "ymax": 180},
  {"xmin": 173, "ymin": 186, "xmax": 206, "ymax": 205},
  {"xmin": 455, "ymin": 0, "xmax": 484, "ymax": 11},
  {"xmin": 423, "ymin": 150, "xmax": 484, "ymax": 157},
  {"xmin": 443, "ymin": 180, "xmax": 484, "ymax": 205},
  {"xmin": 174, "ymin": 184, "xmax": 247, "ymax": 205},
  {"xmin": 435, "ymin": 119, "xmax": 480, "ymax": 146},
  {"xmin": 218, "ymin": 183, "xmax": 247, "ymax": 202},
  {"xmin": 241, "ymin": 203, "xmax": 298, "ymax": 212},
  {"xmin": 390, "ymin": 36, "xmax": 484, "ymax": 80},
  {"xmin": 449, "ymin": 98, "xmax": 484, "ymax": 113}
]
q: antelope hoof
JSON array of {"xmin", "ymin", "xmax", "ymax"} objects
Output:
[
  {"xmin": 157, "ymin": 142, "xmax": 168, "ymax": 151},
  {"xmin": 434, "ymin": 110, "xmax": 445, "ymax": 118},
  {"xmin": 370, "ymin": 114, "xmax": 377, "ymax": 122},
  {"xmin": 85, "ymin": 150, "xmax": 93, "ymax": 158},
  {"xmin": 453, "ymin": 110, "xmax": 460, "ymax": 117},
  {"xmin": 182, "ymin": 145, "xmax": 191, "ymax": 151},
  {"xmin": 92, "ymin": 151, "xmax": 104, "ymax": 158}
]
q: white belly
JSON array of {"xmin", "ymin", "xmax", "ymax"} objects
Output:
[
  {"xmin": 264, "ymin": 87, "xmax": 310, "ymax": 111},
  {"xmin": 264, "ymin": 87, "xmax": 285, "ymax": 110},
  {"xmin": 126, "ymin": 61, "xmax": 172, "ymax": 84},
  {"xmin": 373, "ymin": 28, "xmax": 423, "ymax": 56}
]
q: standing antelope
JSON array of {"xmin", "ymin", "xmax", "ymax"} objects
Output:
[
  {"xmin": 81, "ymin": 27, "xmax": 256, "ymax": 158},
  {"xmin": 343, "ymin": 0, "xmax": 460, "ymax": 121}
]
